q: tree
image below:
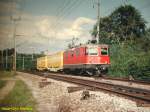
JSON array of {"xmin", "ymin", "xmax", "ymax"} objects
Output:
[{"xmin": 92, "ymin": 5, "xmax": 146, "ymax": 44}]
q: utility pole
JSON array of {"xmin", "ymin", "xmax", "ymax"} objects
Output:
[
  {"xmin": 30, "ymin": 47, "xmax": 34, "ymax": 61},
  {"xmin": 11, "ymin": 17, "xmax": 21, "ymax": 73},
  {"xmin": 5, "ymin": 49, "xmax": 8, "ymax": 70},
  {"xmin": 97, "ymin": 0, "xmax": 100, "ymax": 43},
  {"xmin": 1, "ymin": 50, "xmax": 3, "ymax": 70},
  {"xmin": 22, "ymin": 55, "xmax": 24, "ymax": 70},
  {"xmin": 92, "ymin": 0, "xmax": 100, "ymax": 44},
  {"xmin": 13, "ymin": 19, "xmax": 17, "ymax": 72},
  {"xmin": 30, "ymin": 47, "xmax": 35, "ymax": 69},
  {"xmin": 11, "ymin": 0, "xmax": 22, "ymax": 72}
]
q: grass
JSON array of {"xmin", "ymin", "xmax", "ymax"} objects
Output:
[
  {"xmin": 0, "ymin": 71, "xmax": 16, "ymax": 78},
  {"xmin": 0, "ymin": 80, "xmax": 37, "ymax": 112},
  {"xmin": 0, "ymin": 80, "xmax": 6, "ymax": 89}
]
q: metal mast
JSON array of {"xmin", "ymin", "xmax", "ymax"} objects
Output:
[
  {"xmin": 11, "ymin": 0, "xmax": 21, "ymax": 73},
  {"xmin": 12, "ymin": 18, "xmax": 20, "ymax": 72},
  {"xmin": 97, "ymin": 0, "xmax": 100, "ymax": 43},
  {"xmin": 92, "ymin": 0, "xmax": 100, "ymax": 44}
]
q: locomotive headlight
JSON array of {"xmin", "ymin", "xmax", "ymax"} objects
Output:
[{"xmin": 102, "ymin": 67, "xmax": 106, "ymax": 70}]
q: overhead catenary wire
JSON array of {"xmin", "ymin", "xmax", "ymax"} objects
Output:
[
  {"xmin": 51, "ymin": 0, "xmax": 75, "ymax": 29},
  {"xmin": 47, "ymin": 0, "xmax": 82, "ymax": 41},
  {"xmin": 53, "ymin": 0, "xmax": 84, "ymax": 30},
  {"xmin": 54, "ymin": 0, "xmax": 72, "ymax": 19}
]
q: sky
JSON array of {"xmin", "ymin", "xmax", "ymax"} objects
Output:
[{"xmin": 0, "ymin": 0, "xmax": 150, "ymax": 54}]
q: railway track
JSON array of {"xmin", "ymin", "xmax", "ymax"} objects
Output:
[
  {"xmin": 45, "ymin": 73, "xmax": 150, "ymax": 104},
  {"xmin": 21, "ymin": 71, "xmax": 150, "ymax": 106},
  {"xmin": 24, "ymin": 70, "xmax": 150, "ymax": 86},
  {"xmin": 36, "ymin": 71, "xmax": 150, "ymax": 85}
]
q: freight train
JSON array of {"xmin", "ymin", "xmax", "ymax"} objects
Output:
[{"xmin": 37, "ymin": 44, "xmax": 110, "ymax": 76}]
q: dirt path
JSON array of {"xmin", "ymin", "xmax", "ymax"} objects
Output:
[
  {"xmin": 16, "ymin": 72, "xmax": 52, "ymax": 112},
  {"xmin": 16, "ymin": 72, "xmax": 80, "ymax": 112},
  {"xmin": 0, "ymin": 79, "xmax": 16, "ymax": 100}
]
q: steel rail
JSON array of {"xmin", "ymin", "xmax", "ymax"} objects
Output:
[{"xmin": 21, "ymin": 70, "xmax": 150, "ymax": 85}]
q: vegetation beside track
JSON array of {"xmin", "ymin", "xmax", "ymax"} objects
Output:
[
  {"xmin": 0, "ymin": 80, "xmax": 37, "ymax": 112},
  {"xmin": 108, "ymin": 41, "xmax": 150, "ymax": 80}
]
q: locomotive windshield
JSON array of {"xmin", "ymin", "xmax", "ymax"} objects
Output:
[
  {"xmin": 86, "ymin": 47, "xmax": 98, "ymax": 55},
  {"xmin": 101, "ymin": 48, "xmax": 108, "ymax": 55}
]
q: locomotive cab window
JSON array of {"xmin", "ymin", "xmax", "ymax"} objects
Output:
[
  {"xmin": 101, "ymin": 48, "xmax": 108, "ymax": 55},
  {"xmin": 86, "ymin": 47, "xmax": 98, "ymax": 55}
]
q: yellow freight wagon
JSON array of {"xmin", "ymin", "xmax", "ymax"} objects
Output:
[
  {"xmin": 37, "ymin": 56, "xmax": 47, "ymax": 71},
  {"xmin": 47, "ymin": 51, "xmax": 64, "ymax": 72}
]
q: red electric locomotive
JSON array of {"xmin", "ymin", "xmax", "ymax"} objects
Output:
[{"xmin": 63, "ymin": 44, "xmax": 110, "ymax": 76}]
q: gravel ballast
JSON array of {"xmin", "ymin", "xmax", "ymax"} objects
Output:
[{"xmin": 17, "ymin": 72, "xmax": 150, "ymax": 112}]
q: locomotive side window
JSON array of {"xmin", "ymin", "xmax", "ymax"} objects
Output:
[
  {"xmin": 71, "ymin": 51, "xmax": 74, "ymax": 57},
  {"xmin": 101, "ymin": 48, "xmax": 108, "ymax": 55},
  {"xmin": 76, "ymin": 49, "xmax": 80, "ymax": 56},
  {"xmin": 86, "ymin": 47, "xmax": 98, "ymax": 55}
]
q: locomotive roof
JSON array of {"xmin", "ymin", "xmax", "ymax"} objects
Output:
[
  {"xmin": 66, "ymin": 44, "xmax": 109, "ymax": 51},
  {"xmin": 81, "ymin": 44, "xmax": 108, "ymax": 47}
]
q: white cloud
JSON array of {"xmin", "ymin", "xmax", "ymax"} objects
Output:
[
  {"xmin": 36, "ymin": 16, "xmax": 95, "ymax": 41},
  {"xmin": 0, "ymin": 1, "xmax": 96, "ymax": 53},
  {"xmin": 36, "ymin": 17, "xmax": 55, "ymax": 39},
  {"xmin": 72, "ymin": 17, "xmax": 95, "ymax": 30}
]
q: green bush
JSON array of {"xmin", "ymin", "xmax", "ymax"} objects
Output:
[{"xmin": 108, "ymin": 41, "xmax": 150, "ymax": 80}]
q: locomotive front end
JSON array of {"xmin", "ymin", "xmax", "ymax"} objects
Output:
[{"xmin": 85, "ymin": 44, "xmax": 110, "ymax": 75}]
